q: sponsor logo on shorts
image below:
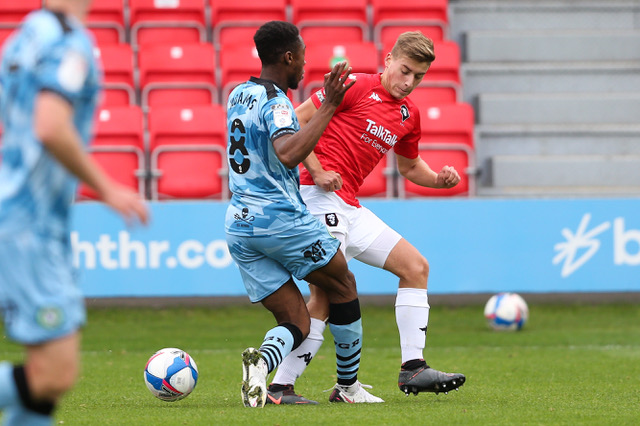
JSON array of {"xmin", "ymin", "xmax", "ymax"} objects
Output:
[
  {"xmin": 301, "ymin": 240, "xmax": 327, "ymax": 263},
  {"xmin": 37, "ymin": 307, "xmax": 64, "ymax": 329},
  {"xmin": 325, "ymin": 213, "xmax": 339, "ymax": 227}
]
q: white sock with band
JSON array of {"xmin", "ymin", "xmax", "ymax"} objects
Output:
[
  {"xmin": 271, "ymin": 317, "xmax": 326, "ymax": 386},
  {"xmin": 395, "ymin": 288, "xmax": 430, "ymax": 364}
]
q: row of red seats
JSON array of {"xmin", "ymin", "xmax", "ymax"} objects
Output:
[
  {"xmin": 0, "ymin": 0, "xmax": 449, "ymax": 48},
  {"xmin": 77, "ymin": 102, "xmax": 474, "ymax": 201},
  {"xmin": 98, "ymin": 39, "xmax": 461, "ymax": 107}
]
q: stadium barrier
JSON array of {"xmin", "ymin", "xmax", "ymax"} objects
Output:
[{"xmin": 72, "ymin": 198, "xmax": 640, "ymax": 297}]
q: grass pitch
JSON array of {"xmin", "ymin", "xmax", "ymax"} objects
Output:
[{"xmin": 1, "ymin": 302, "xmax": 639, "ymax": 425}]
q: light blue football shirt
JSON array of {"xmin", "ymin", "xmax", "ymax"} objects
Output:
[
  {"xmin": 225, "ymin": 77, "xmax": 313, "ymax": 236},
  {"xmin": 0, "ymin": 10, "xmax": 102, "ymax": 240}
]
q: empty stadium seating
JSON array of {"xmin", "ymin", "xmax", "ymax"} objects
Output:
[
  {"xmin": 372, "ymin": 0, "xmax": 449, "ymax": 47},
  {"xmin": 409, "ymin": 83, "xmax": 459, "ymax": 107},
  {"xmin": 291, "ymin": 0, "xmax": 370, "ymax": 44},
  {"xmin": 302, "ymin": 41, "xmax": 379, "ymax": 99},
  {"xmin": 30, "ymin": 0, "xmax": 474, "ymax": 201},
  {"xmin": 147, "ymin": 105, "xmax": 228, "ymax": 199},
  {"xmin": 400, "ymin": 102, "xmax": 475, "ymax": 197},
  {"xmin": 218, "ymin": 43, "xmax": 262, "ymax": 102},
  {"xmin": 211, "ymin": 0, "xmax": 287, "ymax": 48},
  {"xmin": 0, "ymin": 1, "xmax": 41, "ymax": 24},
  {"xmin": 0, "ymin": 1, "xmax": 39, "ymax": 47},
  {"xmin": 94, "ymin": 43, "xmax": 136, "ymax": 107},
  {"xmin": 95, "ymin": 43, "xmax": 135, "ymax": 87},
  {"xmin": 129, "ymin": 0, "xmax": 207, "ymax": 50},
  {"xmin": 77, "ymin": 106, "xmax": 145, "ymax": 200},
  {"xmin": 138, "ymin": 42, "xmax": 216, "ymax": 110},
  {"xmin": 87, "ymin": 0, "xmax": 126, "ymax": 45}
]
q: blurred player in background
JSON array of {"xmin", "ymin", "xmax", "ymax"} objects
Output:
[
  {"xmin": 226, "ymin": 21, "xmax": 384, "ymax": 407},
  {"xmin": 268, "ymin": 32, "xmax": 466, "ymax": 404},
  {"xmin": 0, "ymin": 1, "xmax": 148, "ymax": 424}
]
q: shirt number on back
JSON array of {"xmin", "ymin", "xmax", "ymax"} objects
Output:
[{"xmin": 229, "ymin": 118, "xmax": 251, "ymax": 174}]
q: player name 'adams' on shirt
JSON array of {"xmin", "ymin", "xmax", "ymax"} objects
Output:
[
  {"xmin": 299, "ymin": 73, "xmax": 421, "ymax": 208},
  {"xmin": 225, "ymin": 77, "xmax": 316, "ymax": 236},
  {"xmin": 0, "ymin": 10, "xmax": 101, "ymax": 239}
]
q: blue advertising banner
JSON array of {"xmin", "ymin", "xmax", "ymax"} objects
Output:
[{"xmin": 71, "ymin": 198, "xmax": 640, "ymax": 297}]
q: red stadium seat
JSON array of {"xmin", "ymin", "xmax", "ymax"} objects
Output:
[
  {"xmin": 372, "ymin": 0, "xmax": 448, "ymax": 47},
  {"xmin": 0, "ymin": 1, "xmax": 37, "ymax": 46},
  {"xmin": 95, "ymin": 43, "xmax": 135, "ymax": 87},
  {"xmin": 0, "ymin": 1, "xmax": 41, "ymax": 24},
  {"xmin": 137, "ymin": 43, "xmax": 215, "ymax": 87},
  {"xmin": 78, "ymin": 106, "xmax": 145, "ymax": 200},
  {"xmin": 129, "ymin": 0, "xmax": 206, "ymax": 25},
  {"xmin": 87, "ymin": 0, "xmax": 126, "ymax": 45},
  {"xmin": 142, "ymin": 84, "xmax": 217, "ymax": 110},
  {"xmin": 210, "ymin": 0, "xmax": 287, "ymax": 49},
  {"xmin": 401, "ymin": 144, "xmax": 474, "ymax": 197},
  {"xmin": 424, "ymin": 40, "xmax": 461, "ymax": 85},
  {"xmin": 218, "ymin": 43, "xmax": 262, "ymax": 101},
  {"xmin": 302, "ymin": 41, "xmax": 379, "ymax": 99},
  {"xmin": 94, "ymin": 44, "xmax": 136, "ymax": 106},
  {"xmin": 101, "ymin": 83, "xmax": 136, "ymax": 107},
  {"xmin": 357, "ymin": 153, "xmax": 395, "ymax": 198},
  {"xmin": 400, "ymin": 102, "xmax": 476, "ymax": 197},
  {"xmin": 408, "ymin": 83, "xmax": 460, "ymax": 107},
  {"xmin": 148, "ymin": 105, "xmax": 228, "ymax": 199},
  {"xmin": 132, "ymin": 23, "xmax": 206, "ymax": 50},
  {"xmin": 420, "ymin": 103, "xmax": 475, "ymax": 147},
  {"xmin": 138, "ymin": 43, "xmax": 216, "ymax": 107},
  {"xmin": 129, "ymin": 0, "xmax": 207, "ymax": 50},
  {"xmin": 291, "ymin": 0, "xmax": 369, "ymax": 44}
]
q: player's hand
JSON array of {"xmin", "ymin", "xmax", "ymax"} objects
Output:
[
  {"xmin": 322, "ymin": 61, "xmax": 356, "ymax": 107},
  {"xmin": 101, "ymin": 183, "xmax": 149, "ymax": 226},
  {"xmin": 435, "ymin": 165, "xmax": 460, "ymax": 188},
  {"xmin": 313, "ymin": 169, "xmax": 343, "ymax": 192}
]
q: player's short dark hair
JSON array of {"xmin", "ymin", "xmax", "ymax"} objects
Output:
[{"xmin": 253, "ymin": 21, "xmax": 301, "ymax": 66}]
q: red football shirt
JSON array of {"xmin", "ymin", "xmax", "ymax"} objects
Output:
[{"xmin": 299, "ymin": 73, "xmax": 421, "ymax": 207}]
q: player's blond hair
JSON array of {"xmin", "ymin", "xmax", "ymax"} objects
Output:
[{"xmin": 391, "ymin": 31, "xmax": 435, "ymax": 64}]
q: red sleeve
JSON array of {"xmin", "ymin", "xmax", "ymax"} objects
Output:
[{"xmin": 393, "ymin": 105, "xmax": 421, "ymax": 159}]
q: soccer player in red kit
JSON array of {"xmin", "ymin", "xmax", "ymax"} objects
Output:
[{"xmin": 267, "ymin": 32, "xmax": 466, "ymax": 404}]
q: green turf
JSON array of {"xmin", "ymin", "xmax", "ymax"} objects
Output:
[{"xmin": 1, "ymin": 302, "xmax": 639, "ymax": 425}]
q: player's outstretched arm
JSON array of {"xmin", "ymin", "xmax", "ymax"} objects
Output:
[
  {"xmin": 296, "ymin": 99, "xmax": 343, "ymax": 191},
  {"xmin": 35, "ymin": 91, "xmax": 149, "ymax": 225},
  {"xmin": 397, "ymin": 153, "xmax": 460, "ymax": 189}
]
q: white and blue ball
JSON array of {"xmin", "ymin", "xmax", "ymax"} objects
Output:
[
  {"xmin": 484, "ymin": 292, "xmax": 529, "ymax": 331},
  {"xmin": 144, "ymin": 347, "xmax": 199, "ymax": 401}
]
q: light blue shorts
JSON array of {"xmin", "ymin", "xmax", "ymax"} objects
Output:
[
  {"xmin": 226, "ymin": 216, "xmax": 341, "ymax": 303},
  {"xmin": 0, "ymin": 230, "xmax": 86, "ymax": 344}
]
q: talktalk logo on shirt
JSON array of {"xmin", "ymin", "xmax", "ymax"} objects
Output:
[{"xmin": 364, "ymin": 119, "xmax": 398, "ymax": 146}]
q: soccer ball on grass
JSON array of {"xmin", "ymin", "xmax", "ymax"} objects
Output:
[
  {"xmin": 144, "ymin": 347, "xmax": 199, "ymax": 401},
  {"xmin": 484, "ymin": 292, "xmax": 529, "ymax": 331}
]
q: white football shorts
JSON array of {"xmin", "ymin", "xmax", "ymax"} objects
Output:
[{"xmin": 300, "ymin": 185, "xmax": 402, "ymax": 268}]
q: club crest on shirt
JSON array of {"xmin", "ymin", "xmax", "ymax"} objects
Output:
[
  {"xmin": 400, "ymin": 105, "xmax": 410, "ymax": 122},
  {"xmin": 271, "ymin": 104, "xmax": 293, "ymax": 128},
  {"xmin": 325, "ymin": 213, "xmax": 339, "ymax": 227}
]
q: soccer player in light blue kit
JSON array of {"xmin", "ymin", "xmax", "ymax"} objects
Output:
[
  {"xmin": 226, "ymin": 21, "xmax": 382, "ymax": 407},
  {"xmin": 0, "ymin": 1, "xmax": 148, "ymax": 425}
]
